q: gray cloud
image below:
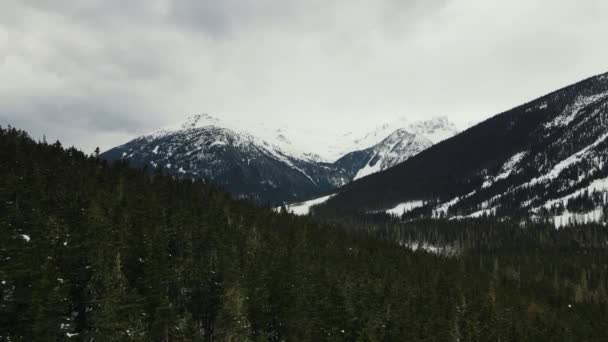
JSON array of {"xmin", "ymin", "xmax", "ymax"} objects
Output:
[{"xmin": 1, "ymin": 0, "xmax": 607, "ymax": 153}]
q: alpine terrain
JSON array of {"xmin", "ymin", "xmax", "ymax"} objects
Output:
[
  {"xmin": 5, "ymin": 125, "xmax": 608, "ymax": 340},
  {"xmin": 102, "ymin": 114, "xmax": 458, "ymax": 205},
  {"xmin": 314, "ymin": 72, "xmax": 608, "ymax": 227}
]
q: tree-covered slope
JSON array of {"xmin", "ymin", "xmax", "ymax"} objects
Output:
[
  {"xmin": 2, "ymin": 126, "xmax": 608, "ymax": 341},
  {"xmin": 317, "ymin": 72, "xmax": 608, "ymax": 225}
]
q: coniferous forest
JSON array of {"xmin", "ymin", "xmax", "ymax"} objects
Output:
[{"xmin": 3, "ymin": 126, "xmax": 608, "ymax": 341}]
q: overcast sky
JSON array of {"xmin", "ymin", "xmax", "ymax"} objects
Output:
[{"xmin": 1, "ymin": 0, "xmax": 607, "ymax": 153}]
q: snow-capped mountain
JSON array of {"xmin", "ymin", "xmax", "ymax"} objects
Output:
[
  {"xmin": 335, "ymin": 117, "xmax": 458, "ymax": 180},
  {"xmin": 323, "ymin": 116, "xmax": 458, "ymax": 162},
  {"xmin": 102, "ymin": 114, "xmax": 457, "ymax": 205},
  {"xmin": 102, "ymin": 114, "xmax": 351, "ymax": 205},
  {"xmin": 406, "ymin": 116, "xmax": 460, "ymax": 144},
  {"xmin": 314, "ymin": 72, "xmax": 608, "ymax": 227},
  {"xmin": 335, "ymin": 129, "xmax": 433, "ymax": 181}
]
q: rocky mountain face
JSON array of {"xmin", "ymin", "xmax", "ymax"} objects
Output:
[
  {"xmin": 335, "ymin": 129, "xmax": 433, "ymax": 181},
  {"xmin": 102, "ymin": 114, "xmax": 457, "ymax": 205},
  {"xmin": 315, "ymin": 72, "xmax": 608, "ymax": 227},
  {"xmin": 102, "ymin": 115, "xmax": 350, "ymax": 205}
]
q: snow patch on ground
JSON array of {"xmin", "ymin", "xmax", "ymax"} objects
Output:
[
  {"xmin": 433, "ymin": 190, "xmax": 477, "ymax": 217},
  {"xmin": 539, "ymin": 177, "xmax": 608, "ymax": 210},
  {"xmin": 483, "ymin": 151, "xmax": 527, "ymax": 188},
  {"xmin": 400, "ymin": 241, "xmax": 459, "ymax": 256},
  {"xmin": 526, "ymin": 102, "xmax": 548, "ymax": 112},
  {"xmin": 282, "ymin": 194, "xmax": 336, "ymax": 215},
  {"xmin": 528, "ymin": 133, "xmax": 608, "ymax": 186},
  {"xmin": 209, "ymin": 140, "xmax": 226, "ymax": 148},
  {"xmin": 353, "ymin": 130, "xmax": 432, "ymax": 180},
  {"xmin": 261, "ymin": 146, "xmax": 318, "ymax": 185},
  {"xmin": 386, "ymin": 200, "xmax": 425, "ymax": 216},
  {"xmin": 353, "ymin": 155, "xmax": 382, "ymax": 180},
  {"xmin": 552, "ymin": 208, "xmax": 604, "ymax": 229},
  {"xmin": 545, "ymin": 92, "xmax": 608, "ymax": 129},
  {"xmin": 470, "ymin": 208, "xmax": 497, "ymax": 218}
]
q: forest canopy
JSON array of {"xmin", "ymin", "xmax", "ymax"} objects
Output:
[{"xmin": 1, "ymin": 126, "xmax": 608, "ymax": 341}]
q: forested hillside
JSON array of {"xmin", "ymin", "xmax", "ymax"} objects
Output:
[
  {"xmin": 2, "ymin": 126, "xmax": 608, "ymax": 341},
  {"xmin": 317, "ymin": 72, "xmax": 608, "ymax": 226}
]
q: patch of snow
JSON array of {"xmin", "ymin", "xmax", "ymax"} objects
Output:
[
  {"xmin": 520, "ymin": 197, "xmax": 538, "ymax": 209},
  {"xmin": 539, "ymin": 176, "xmax": 608, "ymax": 210},
  {"xmin": 466, "ymin": 207, "xmax": 497, "ymax": 218},
  {"xmin": 260, "ymin": 143, "xmax": 318, "ymax": 185},
  {"xmin": 552, "ymin": 207, "xmax": 604, "ymax": 229},
  {"xmin": 209, "ymin": 140, "xmax": 226, "ymax": 148},
  {"xmin": 483, "ymin": 151, "xmax": 527, "ymax": 188},
  {"xmin": 433, "ymin": 190, "xmax": 477, "ymax": 217},
  {"xmin": 152, "ymin": 145, "xmax": 159, "ymax": 154},
  {"xmin": 449, "ymin": 206, "xmax": 498, "ymax": 220},
  {"xmin": 386, "ymin": 200, "xmax": 425, "ymax": 216},
  {"xmin": 20, "ymin": 234, "xmax": 30, "ymax": 242},
  {"xmin": 351, "ymin": 130, "xmax": 432, "ymax": 179},
  {"xmin": 353, "ymin": 155, "xmax": 382, "ymax": 180},
  {"xmin": 282, "ymin": 194, "xmax": 335, "ymax": 215},
  {"xmin": 528, "ymin": 133, "xmax": 608, "ymax": 186},
  {"xmin": 401, "ymin": 241, "xmax": 459, "ymax": 256},
  {"xmin": 545, "ymin": 92, "xmax": 608, "ymax": 129}
]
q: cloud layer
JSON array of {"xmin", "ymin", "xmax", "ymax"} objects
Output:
[{"xmin": 1, "ymin": 0, "xmax": 607, "ymax": 152}]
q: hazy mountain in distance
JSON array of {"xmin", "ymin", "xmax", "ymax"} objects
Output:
[{"xmin": 102, "ymin": 114, "xmax": 458, "ymax": 205}]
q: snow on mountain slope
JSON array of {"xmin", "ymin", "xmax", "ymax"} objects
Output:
[
  {"xmin": 315, "ymin": 71, "xmax": 608, "ymax": 228},
  {"xmin": 152, "ymin": 113, "xmax": 321, "ymax": 162},
  {"xmin": 282, "ymin": 194, "xmax": 336, "ymax": 215},
  {"xmin": 102, "ymin": 114, "xmax": 352, "ymax": 205},
  {"xmin": 352, "ymin": 130, "xmax": 433, "ymax": 180},
  {"xmin": 406, "ymin": 116, "xmax": 460, "ymax": 144},
  {"xmin": 332, "ymin": 117, "xmax": 458, "ymax": 182},
  {"xmin": 152, "ymin": 114, "xmax": 457, "ymax": 164},
  {"xmin": 322, "ymin": 116, "xmax": 458, "ymax": 162},
  {"xmin": 104, "ymin": 112, "xmax": 458, "ymax": 205},
  {"xmin": 443, "ymin": 96, "xmax": 608, "ymax": 226},
  {"xmin": 385, "ymin": 200, "xmax": 425, "ymax": 216},
  {"xmin": 146, "ymin": 114, "xmax": 318, "ymax": 181}
]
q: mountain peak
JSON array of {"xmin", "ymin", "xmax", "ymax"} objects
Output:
[
  {"xmin": 407, "ymin": 116, "xmax": 458, "ymax": 144},
  {"xmin": 179, "ymin": 113, "xmax": 221, "ymax": 130}
]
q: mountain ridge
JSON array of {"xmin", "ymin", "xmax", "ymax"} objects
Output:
[
  {"xmin": 313, "ymin": 71, "xmax": 608, "ymax": 227},
  {"xmin": 102, "ymin": 114, "xmax": 458, "ymax": 205}
]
